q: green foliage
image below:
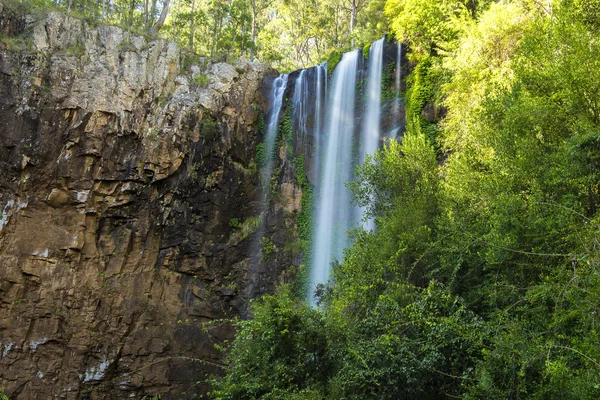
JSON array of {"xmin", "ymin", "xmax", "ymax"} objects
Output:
[
  {"xmin": 64, "ymin": 42, "xmax": 86, "ymax": 57},
  {"xmin": 229, "ymin": 217, "xmax": 241, "ymax": 230},
  {"xmin": 380, "ymin": 61, "xmax": 396, "ymax": 102},
  {"xmin": 228, "ymin": 214, "xmax": 263, "ymax": 243},
  {"xmin": 405, "ymin": 57, "xmax": 442, "ymax": 152},
  {"xmin": 198, "ymin": 118, "xmax": 217, "ymax": 141},
  {"xmin": 260, "ymin": 236, "xmax": 276, "ymax": 260},
  {"xmin": 385, "ymin": 0, "xmax": 474, "ymax": 57},
  {"xmin": 210, "ymin": 288, "xmax": 333, "ymax": 399},
  {"xmin": 326, "ymin": 49, "xmax": 343, "ymax": 74},
  {"xmin": 362, "ymin": 42, "xmax": 371, "ymax": 59},
  {"xmin": 352, "ymin": 0, "xmax": 389, "ymax": 48},
  {"xmin": 329, "ymin": 282, "xmax": 483, "ymax": 399},
  {"xmin": 1, "ymin": 0, "xmax": 390, "ymax": 71},
  {"xmin": 278, "ymin": 107, "xmax": 293, "ymax": 158},
  {"xmin": 342, "ymin": 135, "xmax": 439, "ymax": 312},
  {"xmin": 2, "ymin": 0, "xmax": 54, "ymax": 14},
  {"xmin": 0, "ymin": 33, "xmax": 31, "ymax": 51},
  {"xmin": 255, "ymin": 143, "xmax": 268, "ymax": 168},
  {"xmin": 190, "ymin": 72, "xmax": 210, "ymax": 89},
  {"xmin": 0, "ymin": 387, "xmax": 8, "ymax": 400},
  {"xmin": 292, "ymin": 155, "xmax": 314, "ymax": 297}
]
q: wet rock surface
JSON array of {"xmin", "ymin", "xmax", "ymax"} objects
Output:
[{"xmin": 0, "ymin": 7, "xmax": 302, "ymax": 399}]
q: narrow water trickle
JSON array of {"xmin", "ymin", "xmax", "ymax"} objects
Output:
[
  {"xmin": 312, "ymin": 63, "xmax": 327, "ymax": 185},
  {"xmin": 310, "ymin": 50, "xmax": 360, "ymax": 303},
  {"xmin": 253, "ymin": 74, "xmax": 288, "ymax": 269},
  {"xmin": 261, "ymin": 74, "xmax": 288, "ymax": 191},
  {"xmin": 292, "ymin": 70, "xmax": 308, "ymax": 157}
]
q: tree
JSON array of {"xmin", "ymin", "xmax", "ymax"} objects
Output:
[
  {"xmin": 249, "ymin": 0, "xmax": 272, "ymax": 61},
  {"xmin": 150, "ymin": 0, "xmax": 170, "ymax": 33}
]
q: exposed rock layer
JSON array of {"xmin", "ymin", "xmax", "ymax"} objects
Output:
[{"xmin": 0, "ymin": 7, "xmax": 302, "ymax": 399}]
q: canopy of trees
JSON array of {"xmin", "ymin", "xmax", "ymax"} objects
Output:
[{"xmin": 6, "ymin": 0, "xmax": 388, "ymax": 70}]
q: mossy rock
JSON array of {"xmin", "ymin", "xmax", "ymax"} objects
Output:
[
  {"xmin": 363, "ymin": 43, "xmax": 371, "ymax": 59},
  {"xmin": 326, "ymin": 49, "xmax": 343, "ymax": 73}
]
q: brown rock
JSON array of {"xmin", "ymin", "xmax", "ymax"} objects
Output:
[{"xmin": 0, "ymin": 6, "xmax": 299, "ymax": 400}]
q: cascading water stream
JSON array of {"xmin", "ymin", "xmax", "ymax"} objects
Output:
[
  {"xmin": 292, "ymin": 70, "xmax": 308, "ymax": 157},
  {"xmin": 252, "ymin": 74, "xmax": 288, "ymax": 268},
  {"xmin": 312, "ymin": 63, "xmax": 327, "ymax": 185},
  {"xmin": 310, "ymin": 50, "xmax": 360, "ymax": 303},
  {"xmin": 261, "ymin": 74, "xmax": 288, "ymax": 190},
  {"xmin": 314, "ymin": 63, "xmax": 326, "ymax": 137},
  {"xmin": 359, "ymin": 37, "xmax": 385, "ymax": 231}
]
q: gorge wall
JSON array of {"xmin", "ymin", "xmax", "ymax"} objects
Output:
[{"xmin": 0, "ymin": 4, "xmax": 305, "ymax": 399}]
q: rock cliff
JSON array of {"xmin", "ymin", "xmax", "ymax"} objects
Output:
[{"xmin": 0, "ymin": 5, "xmax": 303, "ymax": 399}]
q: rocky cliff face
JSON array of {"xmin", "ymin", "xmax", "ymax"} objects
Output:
[{"xmin": 0, "ymin": 5, "xmax": 303, "ymax": 399}]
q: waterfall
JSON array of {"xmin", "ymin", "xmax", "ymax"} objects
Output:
[
  {"xmin": 253, "ymin": 73, "xmax": 288, "ymax": 269},
  {"xmin": 315, "ymin": 63, "xmax": 326, "ymax": 138},
  {"xmin": 310, "ymin": 50, "xmax": 360, "ymax": 303},
  {"xmin": 312, "ymin": 62, "xmax": 327, "ymax": 186},
  {"xmin": 254, "ymin": 39, "xmax": 402, "ymax": 304},
  {"xmin": 292, "ymin": 70, "xmax": 308, "ymax": 157},
  {"xmin": 261, "ymin": 74, "xmax": 288, "ymax": 189},
  {"xmin": 359, "ymin": 37, "xmax": 385, "ymax": 231}
]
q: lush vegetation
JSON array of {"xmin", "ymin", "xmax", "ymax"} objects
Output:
[
  {"xmin": 6, "ymin": 0, "xmax": 600, "ymax": 397},
  {"xmin": 4, "ymin": 0, "xmax": 388, "ymax": 71},
  {"xmin": 212, "ymin": 0, "xmax": 600, "ymax": 398}
]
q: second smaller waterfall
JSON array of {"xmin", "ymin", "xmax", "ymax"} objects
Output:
[
  {"xmin": 261, "ymin": 74, "xmax": 288, "ymax": 189},
  {"xmin": 359, "ymin": 37, "xmax": 385, "ymax": 230}
]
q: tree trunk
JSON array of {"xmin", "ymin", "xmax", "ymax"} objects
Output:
[
  {"xmin": 241, "ymin": 22, "xmax": 246, "ymax": 55},
  {"xmin": 148, "ymin": 0, "xmax": 158, "ymax": 29},
  {"xmin": 144, "ymin": 0, "xmax": 149, "ymax": 26},
  {"xmin": 350, "ymin": 0, "xmax": 356, "ymax": 46},
  {"xmin": 250, "ymin": 4, "xmax": 256, "ymax": 62},
  {"xmin": 189, "ymin": 0, "xmax": 196, "ymax": 48},
  {"xmin": 231, "ymin": 27, "xmax": 237, "ymax": 55},
  {"xmin": 128, "ymin": 0, "xmax": 135, "ymax": 31},
  {"xmin": 151, "ymin": 0, "xmax": 170, "ymax": 34},
  {"xmin": 67, "ymin": 0, "xmax": 72, "ymax": 14}
]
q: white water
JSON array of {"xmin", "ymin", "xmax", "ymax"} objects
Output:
[
  {"xmin": 312, "ymin": 63, "xmax": 327, "ymax": 185},
  {"xmin": 261, "ymin": 74, "xmax": 288, "ymax": 189},
  {"xmin": 253, "ymin": 73, "xmax": 288, "ymax": 272},
  {"xmin": 359, "ymin": 37, "xmax": 385, "ymax": 230},
  {"xmin": 310, "ymin": 51, "xmax": 360, "ymax": 303},
  {"xmin": 292, "ymin": 70, "xmax": 308, "ymax": 155},
  {"xmin": 315, "ymin": 63, "xmax": 326, "ymax": 138}
]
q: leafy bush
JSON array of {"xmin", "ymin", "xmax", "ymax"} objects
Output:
[
  {"xmin": 210, "ymin": 288, "xmax": 333, "ymax": 399},
  {"xmin": 260, "ymin": 236, "xmax": 276, "ymax": 259}
]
